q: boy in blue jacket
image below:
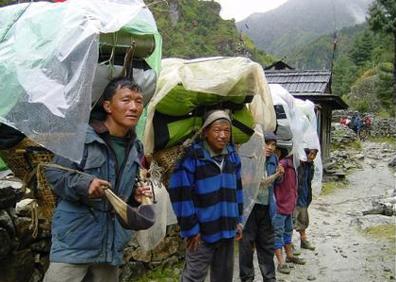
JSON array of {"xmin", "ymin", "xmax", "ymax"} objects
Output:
[
  {"xmin": 294, "ymin": 148, "xmax": 318, "ymax": 251},
  {"xmin": 169, "ymin": 110, "xmax": 243, "ymax": 282}
]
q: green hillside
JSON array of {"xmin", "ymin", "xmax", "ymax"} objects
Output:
[
  {"xmin": 285, "ymin": 23, "xmax": 394, "ymax": 115},
  {"xmin": 146, "ymin": 0, "xmax": 274, "ymax": 65},
  {"xmin": 237, "ymin": 0, "xmax": 373, "ymax": 56},
  {"xmin": 287, "ymin": 24, "xmax": 366, "ymax": 70},
  {"xmin": 0, "ymin": 0, "xmax": 275, "ymax": 65}
]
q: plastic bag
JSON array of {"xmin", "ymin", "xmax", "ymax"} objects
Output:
[
  {"xmin": 135, "ymin": 182, "xmax": 170, "ymax": 250},
  {"xmin": 135, "ymin": 161, "xmax": 177, "ymax": 250}
]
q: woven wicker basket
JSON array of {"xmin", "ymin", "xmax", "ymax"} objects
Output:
[
  {"xmin": 0, "ymin": 138, "xmax": 38, "ymax": 180},
  {"xmin": 36, "ymin": 164, "xmax": 56, "ymax": 218},
  {"xmin": 0, "ymin": 138, "xmax": 55, "ymax": 218},
  {"xmin": 153, "ymin": 145, "xmax": 185, "ymax": 187}
]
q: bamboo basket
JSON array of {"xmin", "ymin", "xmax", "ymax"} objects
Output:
[
  {"xmin": 36, "ymin": 164, "xmax": 56, "ymax": 218},
  {"xmin": 152, "ymin": 145, "xmax": 185, "ymax": 187},
  {"xmin": 0, "ymin": 138, "xmax": 55, "ymax": 218},
  {"xmin": 0, "ymin": 138, "xmax": 40, "ymax": 180}
]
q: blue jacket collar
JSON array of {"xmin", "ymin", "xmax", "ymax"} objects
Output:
[{"xmin": 86, "ymin": 120, "xmax": 136, "ymax": 145}]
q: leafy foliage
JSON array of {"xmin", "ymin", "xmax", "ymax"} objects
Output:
[
  {"xmin": 368, "ymin": 0, "xmax": 396, "ymax": 34},
  {"xmin": 0, "ymin": 0, "xmax": 15, "ymax": 7},
  {"xmin": 146, "ymin": 0, "xmax": 275, "ymax": 65},
  {"xmin": 284, "ymin": 21, "xmax": 393, "ymax": 115},
  {"xmin": 367, "ymin": 0, "xmax": 396, "ymax": 104}
]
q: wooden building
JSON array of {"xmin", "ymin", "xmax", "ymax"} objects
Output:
[{"xmin": 264, "ymin": 69, "xmax": 348, "ymax": 161}]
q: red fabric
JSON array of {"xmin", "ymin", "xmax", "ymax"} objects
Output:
[
  {"xmin": 363, "ymin": 116, "xmax": 372, "ymax": 127},
  {"xmin": 274, "ymin": 156, "xmax": 297, "ymax": 215}
]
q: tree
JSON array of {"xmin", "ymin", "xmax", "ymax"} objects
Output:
[
  {"xmin": 333, "ymin": 55, "xmax": 358, "ymax": 97},
  {"xmin": 368, "ymin": 0, "xmax": 396, "ymax": 104},
  {"xmin": 349, "ymin": 31, "xmax": 373, "ymax": 66},
  {"xmin": 0, "ymin": 0, "xmax": 16, "ymax": 7}
]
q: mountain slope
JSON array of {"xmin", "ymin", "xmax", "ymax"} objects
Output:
[
  {"xmin": 237, "ymin": 0, "xmax": 373, "ymax": 56},
  {"xmin": 283, "ymin": 22, "xmax": 394, "ymax": 114},
  {"xmin": 146, "ymin": 0, "xmax": 275, "ymax": 65},
  {"xmin": 287, "ymin": 24, "xmax": 366, "ymax": 70}
]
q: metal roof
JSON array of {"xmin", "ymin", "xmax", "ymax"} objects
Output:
[
  {"xmin": 264, "ymin": 70, "xmax": 348, "ymax": 109},
  {"xmin": 293, "ymin": 94, "xmax": 348, "ymax": 110},
  {"xmin": 265, "ymin": 70, "xmax": 331, "ymax": 95}
]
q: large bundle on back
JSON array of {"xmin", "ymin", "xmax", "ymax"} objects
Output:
[
  {"xmin": 269, "ymin": 84, "xmax": 322, "ymax": 194},
  {"xmin": 294, "ymin": 99, "xmax": 323, "ymax": 195},
  {"xmin": 0, "ymin": 0, "xmax": 161, "ymax": 163},
  {"xmin": 0, "ymin": 0, "xmax": 161, "ymax": 222},
  {"xmin": 144, "ymin": 57, "xmax": 276, "ymax": 154},
  {"xmin": 144, "ymin": 57, "xmax": 276, "ymax": 226},
  {"xmin": 269, "ymin": 84, "xmax": 306, "ymax": 162}
]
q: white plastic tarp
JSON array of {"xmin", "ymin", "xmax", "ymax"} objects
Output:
[
  {"xmin": 269, "ymin": 84, "xmax": 306, "ymax": 163},
  {"xmin": 269, "ymin": 84, "xmax": 322, "ymax": 194},
  {"xmin": 144, "ymin": 57, "xmax": 276, "ymax": 154},
  {"xmin": 0, "ymin": 0, "xmax": 161, "ymax": 162},
  {"xmin": 294, "ymin": 99, "xmax": 323, "ymax": 195},
  {"xmin": 239, "ymin": 125, "xmax": 265, "ymax": 225}
]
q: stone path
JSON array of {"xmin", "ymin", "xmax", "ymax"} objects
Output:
[{"xmin": 234, "ymin": 142, "xmax": 396, "ymax": 282}]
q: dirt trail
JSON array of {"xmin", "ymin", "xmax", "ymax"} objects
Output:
[{"xmin": 243, "ymin": 141, "xmax": 396, "ymax": 282}]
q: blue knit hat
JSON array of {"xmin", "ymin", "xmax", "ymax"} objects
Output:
[{"xmin": 264, "ymin": 131, "xmax": 277, "ymax": 141}]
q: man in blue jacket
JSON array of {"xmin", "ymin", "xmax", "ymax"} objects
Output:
[
  {"xmin": 239, "ymin": 132, "xmax": 283, "ymax": 282},
  {"xmin": 43, "ymin": 77, "xmax": 151, "ymax": 282},
  {"xmin": 169, "ymin": 110, "xmax": 243, "ymax": 282}
]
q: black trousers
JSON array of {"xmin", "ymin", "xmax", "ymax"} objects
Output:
[
  {"xmin": 181, "ymin": 238, "xmax": 234, "ymax": 282},
  {"xmin": 239, "ymin": 204, "xmax": 276, "ymax": 282}
]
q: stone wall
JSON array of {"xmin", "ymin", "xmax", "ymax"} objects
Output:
[
  {"xmin": 0, "ymin": 179, "xmax": 51, "ymax": 282},
  {"xmin": 0, "ymin": 175, "xmax": 186, "ymax": 282},
  {"xmin": 370, "ymin": 118, "xmax": 396, "ymax": 138},
  {"xmin": 120, "ymin": 225, "xmax": 185, "ymax": 282},
  {"xmin": 332, "ymin": 110, "xmax": 396, "ymax": 138}
]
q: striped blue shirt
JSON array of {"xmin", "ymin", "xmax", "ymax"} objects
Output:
[{"xmin": 169, "ymin": 141, "xmax": 243, "ymax": 243}]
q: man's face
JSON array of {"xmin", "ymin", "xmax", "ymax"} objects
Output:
[
  {"xmin": 264, "ymin": 140, "xmax": 276, "ymax": 157},
  {"xmin": 307, "ymin": 149, "xmax": 318, "ymax": 162},
  {"xmin": 204, "ymin": 120, "xmax": 231, "ymax": 153},
  {"xmin": 103, "ymin": 87, "xmax": 144, "ymax": 130}
]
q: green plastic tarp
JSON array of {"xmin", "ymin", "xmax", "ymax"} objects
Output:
[
  {"xmin": 144, "ymin": 57, "xmax": 276, "ymax": 154},
  {"xmin": 0, "ymin": 0, "xmax": 162, "ymax": 162}
]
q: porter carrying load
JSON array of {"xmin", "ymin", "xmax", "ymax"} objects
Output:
[{"xmin": 144, "ymin": 57, "xmax": 276, "ymax": 225}]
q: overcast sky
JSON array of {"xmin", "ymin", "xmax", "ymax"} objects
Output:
[{"xmin": 214, "ymin": 0, "xmax": 288, "ymax": 22}]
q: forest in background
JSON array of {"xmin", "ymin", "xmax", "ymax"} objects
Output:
[
  {"xmin": 285, "ymin": 23, "xmax": 394, "ymax": 115},
  {"xmin": 0, "ymin": 0, "xmax": 394, "ymax": 117}
]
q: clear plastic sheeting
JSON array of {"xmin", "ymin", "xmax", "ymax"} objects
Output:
[
  {"xmin": 269, "ymin": 84, "xmax": 323, "ymax": 194},
  {"xmin": 92, "ymin": 65, "xmax": 157, "ymax": 106},
  {"xmin": 136, "ymin": 161, "xmax": 176, "ymax": 250},
  {"xmin": 238, "ymin": 125, "xmax": 265, "ymax": 225},
  {"xmin": 268, "ymin": 84, "xmax": 306, "ymax": 164},
  {"xmin": 0, "ymin": 0, "xmax": 161, "ymax": 162},
  {"xmin": 294, "ymin": 99, "xmax": 323, "ymax": 195},
  {"xmin": 135, "ymin": 182, "xmax": 176, "ymax": 251},
  {"xmin": 144, "ymin": 57, "xmax": 276, "ymax": 154}
]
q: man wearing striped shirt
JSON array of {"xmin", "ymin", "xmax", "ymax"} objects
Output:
[{"xmin": 169, "ymin": 110, "xmax": 243, "ymax": 282}]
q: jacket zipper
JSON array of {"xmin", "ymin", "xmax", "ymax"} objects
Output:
[{"xmin": 105, "ymin": 137, "xmax": 134, "ymax": 263}]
